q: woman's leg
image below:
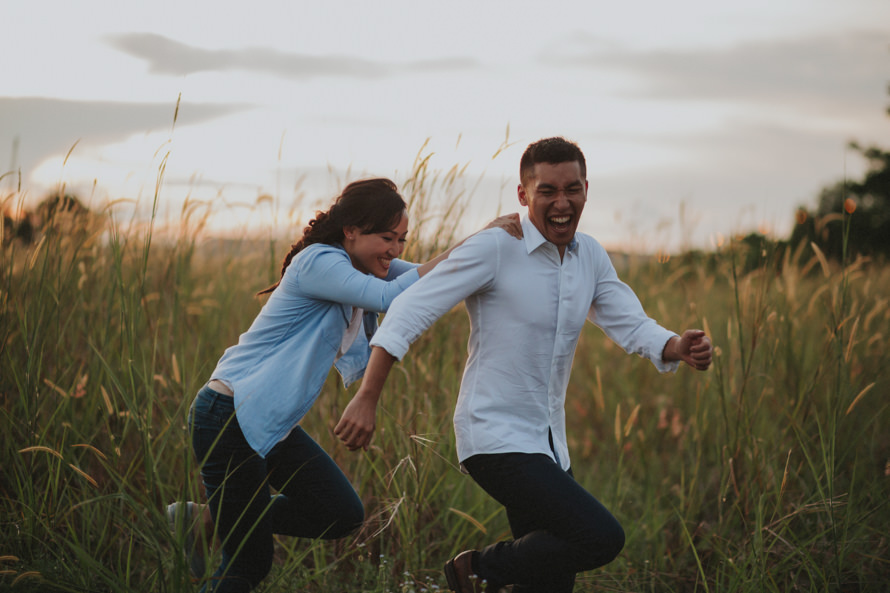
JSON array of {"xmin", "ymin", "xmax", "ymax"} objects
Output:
[
  {"xmin": 264, "ymin": 426, "xmax": 364, "ymax": 540},
  {"xmin": 190, "ymin": 387, "xmax": 275, "ymax": 593},
  {"xmin": 462, "ymin": 453, "xmax": 624, "ymax": 593}
]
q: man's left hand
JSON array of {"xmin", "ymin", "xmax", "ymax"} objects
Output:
[{"xmin": 665, "ymin": 329, "xmax": 713, "ymax": 370}]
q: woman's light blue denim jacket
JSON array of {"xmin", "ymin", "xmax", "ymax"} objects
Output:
[{"xmin": 210, "ymin": 242, "xmax": 419, "ymax": 457}]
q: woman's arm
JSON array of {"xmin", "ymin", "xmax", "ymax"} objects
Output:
[
  {"xmin": 294, "ymin": 214, "xmax": 522, "ymax": 310},
  {"xmin": 294, "ymin": 246, "xmax": 418, "ymax": 312}
]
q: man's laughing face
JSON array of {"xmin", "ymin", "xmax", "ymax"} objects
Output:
[{"xmin": 518, "ymin": 160, "xmax": 587, "ymax": 256}]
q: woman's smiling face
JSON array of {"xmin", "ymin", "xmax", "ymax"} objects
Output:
[{"xmin": 342, "ymin": 210, "xmax": 409, "ymax": 278}]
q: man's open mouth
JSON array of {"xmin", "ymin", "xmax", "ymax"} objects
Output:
[{"xmin": 549, "ymin": 215, "xmax": 571, "ymax": 231}]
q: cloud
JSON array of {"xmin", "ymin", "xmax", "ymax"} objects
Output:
[
  {"xmin": 106, "ymin": 33, "xmax": 477, "ymax": 79},
  {"xmin": 0, "ymin": 97, "xmax": 245, "ymax": 177},
  {"xmin": 581, "ymin": 118, "xmax": 875, "ymax": 250},
  {"xmin": 551, "ymin": 30, "xmax": 890, "ymax": 113}
]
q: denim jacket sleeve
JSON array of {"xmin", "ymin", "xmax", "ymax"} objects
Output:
[{"xmin": 287, "ymin": 244, "xmax": 419, "ymax": 313}]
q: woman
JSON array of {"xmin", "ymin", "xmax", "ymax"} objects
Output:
[{"xmin": 167, "ymin": 178, "xmax": 519, "ymax": 592}]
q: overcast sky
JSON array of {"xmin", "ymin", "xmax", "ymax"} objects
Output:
[{"xmin": 2, "ymin": 0, "xmax": 888, "ymax": 251}]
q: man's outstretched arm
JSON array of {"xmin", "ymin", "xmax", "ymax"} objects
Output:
[
  {"xmin": 335, "ymin": 227, "xmax": 516, "ymax": 451},
  {"xmin": 334, "ymin": 346, "xmax": 398, "ymax": 451}
]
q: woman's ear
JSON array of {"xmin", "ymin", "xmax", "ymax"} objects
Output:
[{"xmin": 342, "ymin": 225, "xmax": 359, "ymax": 241}]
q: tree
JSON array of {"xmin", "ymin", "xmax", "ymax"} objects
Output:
[
  {"xmin": 789, "ymin": 82, "xmax": 890, "ymax": 262},
  {"xmin": 789, "ymin": 144, "xmax": 890, "ymax": 262}
]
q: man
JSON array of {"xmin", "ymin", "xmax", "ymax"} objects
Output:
[{"xmin": 335, "ymin": 137, "xmax": 713, "ymax": 592}]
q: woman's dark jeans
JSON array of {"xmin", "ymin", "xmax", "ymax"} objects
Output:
[
  {"xmin": 462, "ymin": 453, "xmax": 624, "ymax": 593},
  {"xmin": 189, "ymin": 385, "xmax": 364, "ymax": 593}
]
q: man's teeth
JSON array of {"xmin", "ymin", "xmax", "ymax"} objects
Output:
[{"xmin": 550, "ymin": 216, "xmax": 570, "ymax": 224}]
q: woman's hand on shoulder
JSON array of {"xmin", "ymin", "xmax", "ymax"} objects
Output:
[{"xmin": 484, "ymin": 213, "xmax": 522, "ymax": 239}]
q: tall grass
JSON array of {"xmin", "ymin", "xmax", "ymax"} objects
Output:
[{"xmin": 1, "ymin": 153, "xmax": 888, "ymax": 592}]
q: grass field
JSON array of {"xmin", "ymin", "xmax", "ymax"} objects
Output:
[{"xmin": 2, "ymin": 164, "xmax": 889, "ymax": 592}]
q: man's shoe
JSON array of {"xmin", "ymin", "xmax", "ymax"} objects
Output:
[
  {"xmin": 444, "ymin": 550, "xmax": 488, "ymax": 593},
  {"xmin": 166, "ymin": 501, "xmax": 205, "ymax": 579}
]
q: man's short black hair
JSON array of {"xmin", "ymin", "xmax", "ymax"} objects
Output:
[{"xmin": 519, "ymin": 137, "xmax": 587, "ymax": 186}]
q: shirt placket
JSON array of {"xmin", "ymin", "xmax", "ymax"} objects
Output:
[{"xmin": 548, "ymin": 249, "xmax": 570, "ymax": 468}]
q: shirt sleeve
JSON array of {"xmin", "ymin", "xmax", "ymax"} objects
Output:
[
  {"xmin": 286, "ymin": 246, "xmax": 419, "ymax": 313},
  {"xmin": 386, "ymin": 257, "xmax": 419, "ymax": 279},
  {"xmin": 586, "ymin": 243, "xmax": 679, "ymax": 373},
  {"xmin": 370, "ymin": 230, "xmax": 500, "ymax": 360}
]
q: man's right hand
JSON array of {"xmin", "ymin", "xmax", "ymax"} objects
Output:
[{"xmin": 334, "ymin": 390, "xmax": 378, "ymax": 451}]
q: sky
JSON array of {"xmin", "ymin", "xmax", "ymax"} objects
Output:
[{"xmin": 2, "ymin": 0, "xmax": 889, "ymax": 252}]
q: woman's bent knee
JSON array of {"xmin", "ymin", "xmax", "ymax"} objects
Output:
[{"xmin": 323, "ymin": 499, "xmax": 365, "ymax": 539}]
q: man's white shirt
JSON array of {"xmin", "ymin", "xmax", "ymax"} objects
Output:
[{"xmin": 370, "ymin": 216, "xmax": 678, "ymax": 471}]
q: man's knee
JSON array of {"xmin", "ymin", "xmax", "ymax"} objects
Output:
[
  {"xmin": 601, "ymin": 520, "xmax": 625, "ymax": 563},
  {"xmin": 575, "ymin": 517, "xmax": 625, "ymax": 570}
]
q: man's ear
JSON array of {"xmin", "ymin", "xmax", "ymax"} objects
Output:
[{"xmin": 517, "ymin": 183, "xmax": 529, "ymax": 207}]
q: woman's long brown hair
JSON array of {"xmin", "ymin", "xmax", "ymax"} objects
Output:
[{"xmin": 257, "ymin": 178, "xmax": 407, "ymax": 295}]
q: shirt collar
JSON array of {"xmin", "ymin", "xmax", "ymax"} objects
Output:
[{"xmin": 521, "ymin": 215, "xmax": 579, "ymax": 255}]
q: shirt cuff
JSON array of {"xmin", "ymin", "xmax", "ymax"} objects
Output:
[
  {"xmin": 651, "ymin": 332, "xmax": 681, "ymax": 373},
  {"xmin": 369, "ymin": 328, "xmax": 411, "ymax": 361}
]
